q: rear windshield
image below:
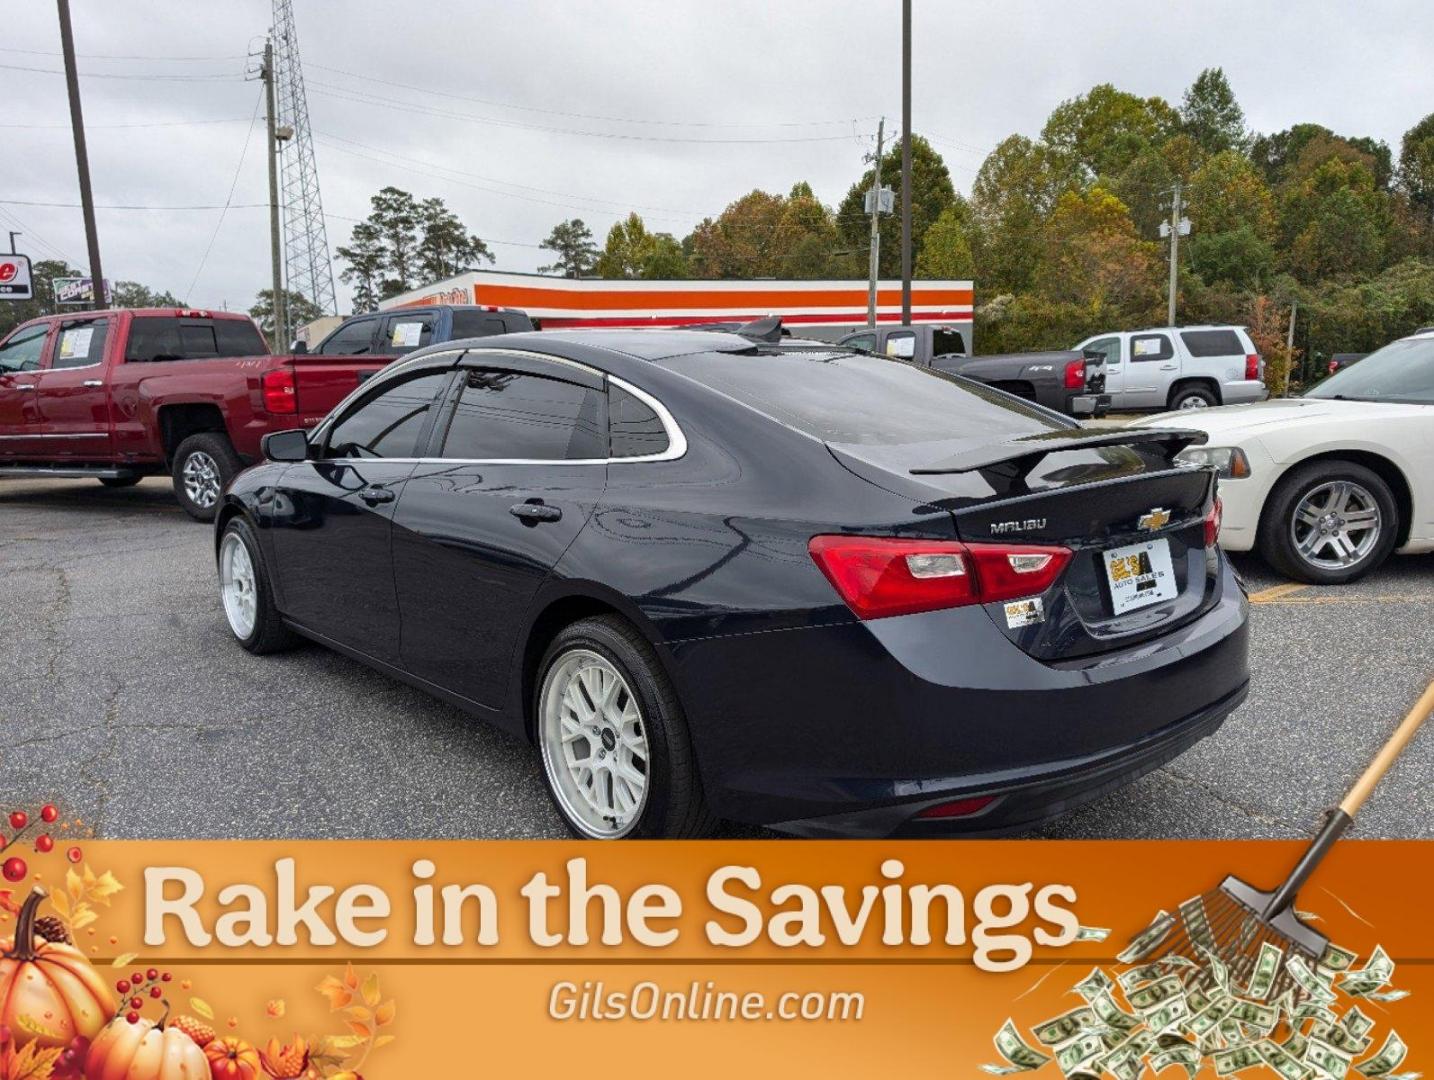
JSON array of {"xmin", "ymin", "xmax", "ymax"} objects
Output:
[
  {"xmin": 666, "ymin": 350, "xmax": 1063, "ymax": 446},
  {"xmin": 124, "ymin": 317, "xmax": 268, "ymax": 362},
  {"xmin": 1180, "ymin": 329, "xmax": 1244, "ymax": 357}
]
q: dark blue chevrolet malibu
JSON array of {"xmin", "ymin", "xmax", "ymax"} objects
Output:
[{"xmin": 215, "ymin": 330, "xmax": 1249, "ymax": 838}]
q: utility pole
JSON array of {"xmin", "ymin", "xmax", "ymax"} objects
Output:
[
  {"xmin": 1166, "ymin": 181, "xmax": 1183, "ymax": 327},
  {"xmin": 56, "ymin": 0, "xmax": 105, "ymax": 309},
  {"xmin": 261, "ymin": 40, "xmax": 287, "ymax": 348},
  {"xmin": 1284, "ymin": 299, "xmax": 1298, "ymax": 397},
  {"xmin": 900, "ymin": 0, "xmax": 913, "ymax": 325},
  {"xmin": 866, "ymin": 117, "xmax": 886, "ymax": 328}
]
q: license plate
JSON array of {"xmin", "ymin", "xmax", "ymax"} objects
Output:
[{"xmin": 1102, "ymin": 538, "xmax": 1177, "ymax": 615}]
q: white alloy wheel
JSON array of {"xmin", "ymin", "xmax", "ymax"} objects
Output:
[
  {"xmin": 219, "ymin": 531, "xmax": 259, "ymax": 639},
  {"xmin": 539, "ymin": 648, "xmax": 650, "ymax": 838}
]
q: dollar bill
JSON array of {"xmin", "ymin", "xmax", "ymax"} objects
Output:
[
  {"xmin": 1340, "ymin": 946, "xmax": 1394, "ymax": 997},
  {"xmin": 1228, "ymin": 999, "xmax": 1279, "ymax": 1033},
  {"xmin": 1214, "ymin": 1045, "xmax": 1264, "ymax": 1076},
  {"xmin": 1118, "ymin": 911, "xmax": 1176, "ymax": 964},
  {"xmin": 1307, "ymin": 1037, "xmax": 1354, "ymax": 1079},
  {"xmin": 1119, "ymin": 963, "xmax": 1171, "ymax": 992},
  {"xmin": 1312, "ymin": 1021, "xmax": 1373, "ymax": 1056},
  {"xmin": 1128, "ymin": 975, "xmax": 1185, "ymax": 1014},
  {"xmin": 1090, "ymin": 990, "xmax": 1141, "ymax": 1034},
  {"xmin": 1342, "ymin": 1007, "xmax": 1375, "ymax": 1040},
  {"xmin": 1355, "ymin": 1032, "xmax": 1407, "ymax": 1078},
  {"xmin": 1260, "ymin": 1039, "xmax": 1313, "ymax": 1080},
  {"xmin": 1073, "ymin": 967, "xmax": 1114, "ymax": 1002},
  {"xmin": 985, "ymin": 1019, "xmax": 1053, "ymax": 1074},
  {"xmin": 1288, "ymin": 954, "xmax": 1339, "ymax": 1005},
  {"xmin": 1056, "ymin": 1033, "xmax": 1107, "ymax": 1076},
  {"xmin": 1186, "ymin": 985, "xmax": 1211, "ymax": 1015},
  {"xmin": 1151, "ymin": 1044, "xmax": 1200, "ymax": 1078},
  {"xmin": 1283, "ymin": 1032, "xmax": 1310, "ymax": 1059},
  {"xmin": 1295, "ymin": 1001, "xmax": 1339, "ymax": 1027},
  {"xmin": 1319, "ymin": 943, "xmax": 1358, "ymax": 973},
  {"xmin": 1362, "ymin": 989, "xmax": 1409, "ymax": 1003},
  {"xmin": 1033, "ymin": 1006, "xmax": 1099, "ymax": 1047},
  {"xmin": 1179, "ymin": 895, "xmax": 1217, "ymax": 953},
  {"xmin": 1199, "ymin": 945, "xmax": 1232, "ymax": 993},
  {"xmin": 1146, "ymin": 996, "xmax": 1191, "ymax": 1034},
  {"xmin": 1186, "ymin": 997, "xmax": 1237, "ymax": 1039},
  {"xmin": 1075, "ymin": 925, "xmax": 1112, "ymax": 942},
  {"xmin": 1246, "ymin": 941, "xmax": 1284, "ymax": 1001}
]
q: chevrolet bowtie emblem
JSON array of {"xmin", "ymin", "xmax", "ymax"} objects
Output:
[{"xmin": 1138, "ymin": 507, "xmax": 1172, "ymax": 532}]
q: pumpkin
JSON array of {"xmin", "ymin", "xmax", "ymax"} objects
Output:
[
  {"xmin": 84, "ymin": 1015, "xmax": 209, "ymax": 1080},
  {"xmin": 0, "ymin": 887, "xmax": 114, "ymax": 1050},
  {"xmin": 204, "ymin": 1036, "xmax": 263, "ymax": 1080}
]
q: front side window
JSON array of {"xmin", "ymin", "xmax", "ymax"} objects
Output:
[
  {"xmin": 325, "ymin": 371, "xmax": 451, "ymax": 458},
  {"xmin": 842, "ymin": 332, "xmax": 877, "ymax": 353},
  {"xmin": 0, "ymin": 323, "xmax": 51, "ymax": 372},
  {"xmin": 1306, "ymin": 337, "xmax": 1434, "ymax": 405},
  {"xmin": 1083, "ymin": 336, "xmax": 1121, "ymax": 365},
  {"xmin": 318, "ymin": 318, "xmax": 377, "ymax": 356},
  {"xmin": 52, "ymin": 318, "xmax": 110, "ymax": 369},
  {"xmin": 439, "ymin": 370, "xmax": 604, "ymax": 461},
  {"xmin": 1130, "ymin": 333, "xmax": 1173, "ymax": 362},
  {"xmin": 609, "ymin": 384, "xmax": 669, "ymax": 458}
]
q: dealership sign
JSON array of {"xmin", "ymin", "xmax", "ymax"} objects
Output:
[
  {"xmin": 0, "ymin": 254, "xmax": 33, "ymax": 301},
  {"xmin": 54, "ymin": 275, "xmax": 111, "ymax": 305}
]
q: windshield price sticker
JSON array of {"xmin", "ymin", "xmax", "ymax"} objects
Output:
[
  {"xmin": 59, "ymin": 326, "xmax": 95, "ymax": 360},
  {"xmin": 391, "ymin": 321, "xmax": 424, "ymax": 347}
]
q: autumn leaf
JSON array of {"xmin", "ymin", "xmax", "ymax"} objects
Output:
[
  {"xmin": 71, "ymin": 908, "xmax": 98, "ymax": 931},
  {"xmin": 320, "ymin": 1035, "xmax": 365, "ymax": 1053},
  {"xmin": 189, "ymin": 997, "xmax": 215, "ymax": 1020},
  {"xmin": 87, "ymin": 869, "xmax": 124, "ymax": 905},
  {"xmin": 342, "ymin": 963, "xmax": 359, "ymax": 990},
  {"xmin": 65, "ymin": 869, "xmax": 83, "ymax": 904},
  {"xmin": 265, "ymin": 999, "xmax": 285, "ymax": 1019},
  {"xmin": 0, "ymin": 890, "xmax": 20, "ymax": 917},
  {"xmin": 373, "ymin": 1034, "xmax": 396, "ymax": 1049},
  {"xmin": 373, "ymin": 1000, "xmax": 395, "ymax": 1027},
  {"xmin": 342, "ymin": 1006, "xmax": 371, "ymax": 1025},
  {"xmin": 3, "ymin": 1041, "xmax": 65, "ymax": 1080},
  {"xmin": 111, "ymin": 952, "xmax": 138, "ymax": 968},
  {"xmin": 360, "ymin": 972, "xmax": 381, "ymax": 1008},
  {"xmin": 316, "ymin": 975, "xmax": 353, "ymax": 1011},
  {"xmin": 46, "ymin": 891, "xmax": 69, "ymax": 920},
  {"xmin": 345, "ymin": 1020, "xmax": 372, "ymax": 1040}
]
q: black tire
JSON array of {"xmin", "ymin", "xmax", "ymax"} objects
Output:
[
  {"xmin": 98, "ymin": 476, "xmax": 142, "ymax": 489},
  {"xmin": 1257, "ymin": 460, "xmax": 1399, "ymax": 585},
  {"xmin": 172, "ymin": 432, "xmax": 241, "ymax": 522},
  {"xmin": 534, "ymin": 615, "xmax": 715, "ymax": 839},
  {"xmin": 1169, "ymin": 383, "xmax": 1219, "ymax": 411},
  {"xmin": 217, "ymin": 516, "xmax": 299, "ymax": 654}
]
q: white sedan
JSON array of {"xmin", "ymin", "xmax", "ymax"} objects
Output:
[{"xmin": 1135, "ymin": 329, "xmax": 1434, "ymax": 584}]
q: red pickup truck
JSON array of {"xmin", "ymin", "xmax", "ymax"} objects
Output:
[{"xmin": 0, "ymin": 308, "xmax": 385, "ymax": 519}]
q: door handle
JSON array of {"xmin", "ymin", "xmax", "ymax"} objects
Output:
[
  {"xmin": 510, "ymin": 500, "xmax": 562, "ymax": 524},
  {"xmin": 358, "ymin": 484, "xmax": 396, "ymax": 505},
  {"xmin": 82, "ymin": 379, "xmax": 103, "ymax": 388},
  {"xmin": 14, "ymin": 384, "xmax": 36, "ymax": 392},
  {"xmin": 1160, "ymin": 363, "xmax": 1177, "ymax": 370}
]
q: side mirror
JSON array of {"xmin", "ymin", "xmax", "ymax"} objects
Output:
[
  {"xmin": 291, "ymin": 340, "xmax": 309, "ymax": 355},
  {"xmin": 261, "ymin": 428, "xmax": 311, "ymax": 462}
]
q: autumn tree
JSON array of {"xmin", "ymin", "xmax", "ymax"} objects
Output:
[
  {"xmin": 835, "ymin": 135, "xmax": 956, "ymax": 279},
  {"xmin": 595, "ymin": 213, "xmax": 688, "ymax": 279},
  {"xmin": 1399, "ymin": 113, "xmax": 1434, "ymax": 217},
  {"xmin": 915, "ymin": 203, "xmax": 975, "ymax": 279},
  {"xmin": 1035, "ymin": 186, "xmax": 1162, "ymax": 314},
  {"xmin": 538, "ymin": 219, "xmax": 599, "ymax": 277},
  {"xmin": 1041, "ymin": 83, "xmax": 1179, "ymax": 181},
  {"xmin": 970, "ymin": 135, "xmax": 1067, "ymax": 293}
]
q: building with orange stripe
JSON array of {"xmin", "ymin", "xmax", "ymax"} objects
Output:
[{"xmin": 378, "ymin": 270, "xmax": 974, "ymax": 343}]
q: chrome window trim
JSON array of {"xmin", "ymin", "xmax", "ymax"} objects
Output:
[{"xmin": 309, "ymin": 350, "xmax": 686, "ymax": 467}]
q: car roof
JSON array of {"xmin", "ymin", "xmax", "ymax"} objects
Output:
[{"xmin": 492, "ymin": 328, "xmax": 761, "ymax": 361}]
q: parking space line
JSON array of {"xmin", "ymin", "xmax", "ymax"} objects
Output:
[{"xmin": 1248, "ymin": 582, "xmax": 1310, "ymax": 604}]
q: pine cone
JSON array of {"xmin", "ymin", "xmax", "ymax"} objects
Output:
[{"xmin": 34, "ymin": 915, "xmax": 70, "ymax": 944}]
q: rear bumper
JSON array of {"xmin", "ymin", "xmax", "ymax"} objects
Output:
[
  {"xmin": 1070, "ymin": 393, "xmax": 1112, "ymax": 417},
  {"xmin": 669, "ymin": 558, "xmax": 1249, "ymax": 836},
  {"xmin": 1221, "ymin": 380, "xmax": 1269, "ymax": 405}
]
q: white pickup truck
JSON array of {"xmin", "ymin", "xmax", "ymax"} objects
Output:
[{"xmin": 1075, "ymin": 325, "xmax": 1268, "ymax": 412}]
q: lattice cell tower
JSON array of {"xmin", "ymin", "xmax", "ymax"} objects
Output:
[{"xmin": 271, "ymin": 0, "xmax": 336, "ymax": 316}]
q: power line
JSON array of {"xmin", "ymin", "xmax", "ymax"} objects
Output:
[
  {"xmin": 1, "ymin": 199, "xmax": 267, "ymax": 210},
  {"xmin": 0, "ymin": 116, "xmax": 254, "ymax": 130},
  {"xmin": 0, "ymin": 61, "xmax": 242, "ymax": 81},
  {"xmin": 185, "ymin": 88, "xmax": 265, "ymax": 301},
  {"xmin": 0, "ymin": 46, "xmax": 245, "ymax": 61},
  {"xmin": 306, "ymin": 63, "xmax": 879, "ymax": 130}
]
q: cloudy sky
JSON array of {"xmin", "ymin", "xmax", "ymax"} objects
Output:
[{"xmin": 5, "ymin": 0, "xmax": 1433, "ymax": 315}]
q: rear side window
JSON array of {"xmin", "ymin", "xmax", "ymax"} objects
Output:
[
  {"xmin": 124, "ymin": 317, "xmax": 266, "ymax": 362},
  {"xmin": 670, "ymin": 351, "xmax": 1057, "ymax": 447},
  {"xmin": 318, "ymin": 318, "xmax": 377, "ymax": 355},
  {"xmin": 449, "ymin": 310, "xmax": 509, "ymax": 338},
  {"xmin": 384, "ymin": 314, "xmax": 436, "ymax": 354},
  {"xmin": 439, "ymin": 370, "xmax": 604, "ymax": 461},
  {"xmin": 325, "ymin": 371, "xmax": 451, "ymax": 459},
  {"xmin": 1130, "ymin": 333, "xmax": 1173, "ymax": 362},
  {"xmin": 1180, "ymin": 329, "xmax": 1244, "ymax": 357},
  {"xmin": 52, "ymin": 318, "xmax": 109, "ymax": 369},
  {"xmin": 609, "ymin": 384, "xmax": 669, "ymax": 458},
  {"xmin": 884, "ymin": 331, "xmax": 916, "ymax": 358}
]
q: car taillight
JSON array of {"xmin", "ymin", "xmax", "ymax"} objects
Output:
[
  {"xmin": 1245, "ymin": 354, "xmax": 1260, "ymax": 380},
  {"xmin": 913, "ymin": 795, "xmax": 998, "ymax": 820},
  {"xmin": 1204, "ymin": 497, "xmax": 1223, "ymax": 547},
  {"xmin": 807, "ymin": 536, "xmax": 1072, "ymax": 620},
  {"xmin": 1328, "ymin": 360, "xmax": 1338, "ymax": 375},
  {"xmin": 261, "ymin": 368, "xmax": 297, "ymax": 414},
  {"xmin": 1064, "ymin": 358, "xmax": 1086, "ymax": 390}
]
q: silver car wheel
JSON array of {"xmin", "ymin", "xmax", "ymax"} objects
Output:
[
  {"xmin": 539, "ymin": 649, "xmax": 649, "ymax": 838},
  {"xmin": 1290, "ymin": 480, "xmax": 1381, "ymax": 570},
  {"xmin": 219, "ymin": 532, "xmax": 258, "ymax": 639},
  {"xmin": 183, "ymin": 450, "xmax": 222, "ymax": 509},
  {"xmin": 1176, "ymin": 395, "xmax": 1211, "ymax": 410}
]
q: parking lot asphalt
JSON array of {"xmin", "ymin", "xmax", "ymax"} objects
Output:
[{"xmin": 2, "ymin": 476, "xmax": 1432, "ymax": 842}]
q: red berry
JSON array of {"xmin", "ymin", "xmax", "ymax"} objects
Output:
[
  {"xmin": 129, "ymin": 997, "xmax": 143, "ymax": 1010},
  {"xmin": 66, "ymin": 846, "xmax": 82, "ymax": 864},
  {"xmin": 126, "ymin": 1012, "xmax": 139, "ymax": 1024},
  {"xmin": 146, "ymin": 968, "xmax": 159, "ymax": 981},
  {"xmin": 149, "ymin": 986, "xmax": 162, "ymax": 999},
  {"xmin": 2, "ymin": 857, "xmax": 26, "ymax": 883},
  {"xmin": 41, "ymin": 805, "xmax": 58, "ymax": 824},
  {"xmin": 8, "ymin": 811, "xmax": 26, "ymax": 831},
  {"xmin": 116, "ymin": 980, "xmax": 130, "ymax": 994},
  {"xmin": 161, "ymin": 972, "xmax": 172, "ymax": 982},
  {"xmin": 131, "ymin": 972, "xmax": 143, "ymax": 986},
  {"xmin": 35, "ymin": 835, "xmax": 54, "ymax": 853}
]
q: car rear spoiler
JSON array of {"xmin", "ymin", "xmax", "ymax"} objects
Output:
[{"xmin": 910, "ymin": 426, "xmax": 1208, "ymax": 479}]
